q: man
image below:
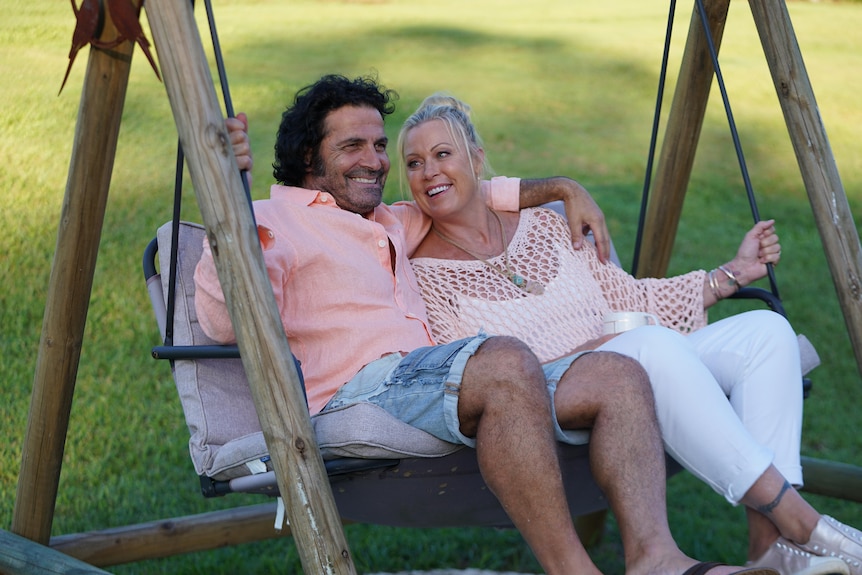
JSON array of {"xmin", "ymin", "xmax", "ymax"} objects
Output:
[{"xmin": 198, "ymin": 74, "xmax": 771, "ymax": 575}]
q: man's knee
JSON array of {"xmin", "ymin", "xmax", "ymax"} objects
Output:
[
  {"xmin": 470, "ymin": 335, "xmax": 543, "ymax": 380},
  {"xmin": 461, "ymin": 336, "xmax": 547, "ymax": 402},
  {"xmin": 554, "ymin": 351, "xmax": 655, "ymax": 429},
  {"xmin": 459, "ymin": 336, "xmax": 550, "ymax": 436}
]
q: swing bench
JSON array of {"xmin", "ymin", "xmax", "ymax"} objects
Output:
[
  {"xmin": 143, "ymin": 219, "xmax": 609, "ymax": 528},
  {"xmin": 141, "ymin": 206, "xmax": 818, "ymax": 530}
]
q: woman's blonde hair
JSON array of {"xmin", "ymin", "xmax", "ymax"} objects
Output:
[{"xmin": 397, "ymin": 93, "xmax": 494, "ymax": 193}]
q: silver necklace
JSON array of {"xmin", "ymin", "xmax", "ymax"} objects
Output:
[{"xmin": 432, "ymin": 210, "xmax": 545, "ymax": 295}]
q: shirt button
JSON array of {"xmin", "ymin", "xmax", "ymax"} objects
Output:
[
  {"xmin": 320, "ymin": 196, "xmax": 327, "ymax": 202},
  {"xmin": 378, "ymin": 240, "xmax": 387, "ymax": 248}
]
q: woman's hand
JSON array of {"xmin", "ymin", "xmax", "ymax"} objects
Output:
[{"xmin": 729, "ymin": 219, "xmax": 781, "ymax": 286}]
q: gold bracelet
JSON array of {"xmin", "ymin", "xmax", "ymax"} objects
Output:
[
  {"xmin": 708, "ymin": 269, "xmax": 722, "ymax": 300},
  {"xmin": 718, "ymin": 265, "xmax": 740, "ymax": 294}
]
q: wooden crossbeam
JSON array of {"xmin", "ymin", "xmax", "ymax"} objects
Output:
[
  {"xmin": 0, "ymin": 529, "xmax": 111, "ymax": 575},
  {"xmin": 49, "ymin": 503, "xmax": 294, "ymax": 568}
]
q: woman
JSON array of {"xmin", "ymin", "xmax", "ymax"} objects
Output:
[{"xmin": 398, "ymin": 94, "xmax": 862, "ymax": 575}]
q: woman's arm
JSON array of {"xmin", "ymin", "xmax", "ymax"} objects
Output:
[{"xmin": 518, "ymin": 177, "xmax": 611, "ymax": 264}]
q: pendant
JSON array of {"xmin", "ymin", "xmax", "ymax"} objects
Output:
[
  {"xmin": 525, "ymin": 280, "xmax": 545, "ymax": 295},
  {"xmin": 511, "ymin": 274, "xmax": 545, "ymax": 295}
]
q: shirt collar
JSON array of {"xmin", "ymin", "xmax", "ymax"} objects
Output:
[{"xmin": 270, "ymin": 184, "xmax": 340, "ymax": 208}]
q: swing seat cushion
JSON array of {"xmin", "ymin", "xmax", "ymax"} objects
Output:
[{"xmin": 155, "ymin": 222, "xmax": 460, "ymax": 481}]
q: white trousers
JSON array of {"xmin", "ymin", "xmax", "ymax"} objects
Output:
[{"xmin": 598, "ymin": 309, "xmax": 803, "ymax": 504}]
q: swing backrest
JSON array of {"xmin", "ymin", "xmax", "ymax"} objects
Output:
[
  {"xmin": 146, "ymin": 221, "xmax": 462, "ymax": 478},
  {"xmin": 143, "ymin": 219, "xmax": 612, "ymax": 527}
]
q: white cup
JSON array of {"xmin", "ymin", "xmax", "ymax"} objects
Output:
[{"xmin": 602, "ymin": 311, "xmax": 660, "ymax": 335}]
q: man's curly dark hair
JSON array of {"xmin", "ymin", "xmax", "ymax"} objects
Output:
[{"xmin": 272, "ymin": 74, "xmax": 399, "ymax": 187}]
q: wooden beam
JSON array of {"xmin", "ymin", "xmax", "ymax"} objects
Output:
[
  {"xmin": 801, "ymin": 457, "xmax": 862, "ymax": 503},
  {"xmin": 637, "ymin": 0, "xmax": 730, "ymax": 278},
  {"xmin": 43, "ymin": 459, "xmax": 862, "ymax": 569},
  {"xmin": 11, "ymin": 4, "xmax": 137, "ymax": 545},
  {"xmin": 0, "ymin": 529, "xmax": 110, "ymax": 575},
  {"xmin": 748, "ymin": 1, "xmax": 862, "ymax": 380},
  {"xmin": 49, "ymin": 503, "xmax": 302, "ymax": 568},
  {"xmin": 141, "ymin": 1, "xmax": 356, "ymax": 573}
]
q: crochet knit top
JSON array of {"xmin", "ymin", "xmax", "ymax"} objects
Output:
[{"xmin": 410, "ymin": 207, "xmax": 708, "ymax": 362}]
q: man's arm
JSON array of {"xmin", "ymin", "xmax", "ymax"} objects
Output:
[{"xmin": 519, "ymin": 177, "xmax": 611, "ymax": 263}]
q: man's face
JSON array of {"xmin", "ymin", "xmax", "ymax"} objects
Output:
[{"xmin": 304, "ymin": 105, "xmax": 390, "ymax": 215}]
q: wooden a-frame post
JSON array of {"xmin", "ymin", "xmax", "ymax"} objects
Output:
[
  {"xmin": 10, "ymin": 2, "xmax": 140, "ymax": 548},
  {"xmin": 143, "ymin": 0, "xmax": 356, "ymax": 571},
  {"xmin": 8, "ymin": 0, "xmax": 356, "ymax": 573},
  {"xmin": 147, "ymin": 0, "xmax": 355, "ymax": 574},
  {"xmin": 637, "ymin": 0, "xmax": 862, "ymax": 379}
]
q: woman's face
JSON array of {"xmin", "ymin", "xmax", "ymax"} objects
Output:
[{"xmin": 402, "ymin": 119, "xmax": 483, "ymax": 218}]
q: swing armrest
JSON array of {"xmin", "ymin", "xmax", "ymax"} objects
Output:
[
  {"xmin": 143, "ymin": 237, "xmax": 159, "ymax": 282},
  {"xmin": 152, "ymin": 344, "xmax": 240, "ymax": 360},
  {"xmin": 730, "ymin": 286, "xmax": 786, "ymax": 317}
]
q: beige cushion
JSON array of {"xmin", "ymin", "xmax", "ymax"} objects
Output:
[{"xmin": 155, "ymin": 222, "xmax": 459, "ymax": 481}]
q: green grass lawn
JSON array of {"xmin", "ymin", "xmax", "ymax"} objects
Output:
[{"xmin": 2, "ymin": 0, "xmax": 861, "ymax": 572}]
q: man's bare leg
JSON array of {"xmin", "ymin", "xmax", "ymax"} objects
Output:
[
  {"xmin": 458, "ymin": 336, "xmax": 601, "ymax": 575},
  {"xmin": 747, "ymin": 507, "xmax": 782, "ymax": 561},
  {"xmin": 554, "ymin": 351, "xmax": 744, "ymax": 575}
]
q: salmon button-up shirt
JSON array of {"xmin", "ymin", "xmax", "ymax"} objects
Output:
[{"xmin": 194, "ymin": 177, "xmax": 520, "ymax": 414}]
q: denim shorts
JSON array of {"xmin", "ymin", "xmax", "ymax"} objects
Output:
[{"xmin": 323, "ymin": 334, "xmax": 592, "ymax": 447}]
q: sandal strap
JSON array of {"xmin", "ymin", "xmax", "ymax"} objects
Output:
[{"xmin": 682, "ymin": 562, "xmax": 727, "ymax": 575}]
